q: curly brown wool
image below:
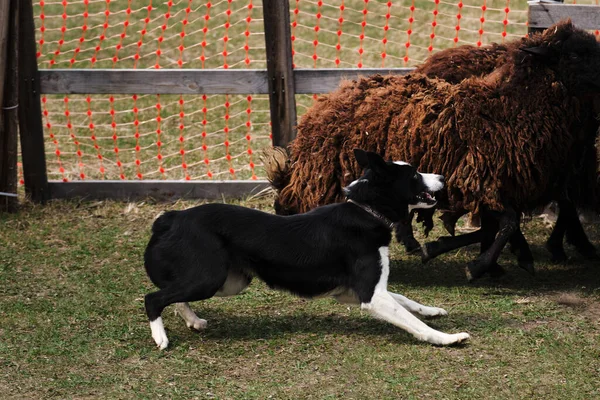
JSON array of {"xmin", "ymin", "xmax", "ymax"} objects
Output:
[{"xmin": 269, "ymin": 20, "xmax": 599, "ymax": 223}]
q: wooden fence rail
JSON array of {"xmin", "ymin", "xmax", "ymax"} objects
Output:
[
  {"xmin": 39, "ymin": 68, "xmax": 413, "ymax": 95},
  {"xmin": 5, "ymin": 0, "xmax": 600, "ymax": 203}
]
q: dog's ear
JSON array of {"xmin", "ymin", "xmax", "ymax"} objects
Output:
[
  {"xmin": 365, "ymin": 151, "xmax": 388, "ymax": 175},
  {"xmin": 353, "ymin": 149, "xmax": 369, "ymax": 168}
]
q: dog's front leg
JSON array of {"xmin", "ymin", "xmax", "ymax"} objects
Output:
[
  {"xmin": 388, "ymin": 292, "xmax": 448, "ymax": 318},
  {"xmin": 362, "ymin": 291, "xmax": 469, "ymax": 346}
]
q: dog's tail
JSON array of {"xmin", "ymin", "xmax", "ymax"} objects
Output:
[
  {"xmin": 260, "ymin": 146, "xmax": 291, "ymax": 192},
  {"xmin": 151, "ymin": 210, "xmax": 178, "ymax": 234}
]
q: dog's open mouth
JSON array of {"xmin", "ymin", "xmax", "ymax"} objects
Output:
[{"xmin": 416, "ymin": 191, "xmax": 437, "ymax": 206}]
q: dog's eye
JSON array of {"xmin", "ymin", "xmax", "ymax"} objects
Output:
[
  {"xmin": 569, "ymin": 52, "xmax": 580, "ymax": 61},
  {"xmin": 413, "ymin": 173, "xmax": 418, "ymax": 180}
]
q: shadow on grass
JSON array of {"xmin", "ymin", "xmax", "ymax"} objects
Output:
[
  {"xmin": 389, "ymin": 243, "xmax": 600, "ymax": 293},
  {"xmin": 165, "ymin": 308, "xmax": 480, "ymax": 347}
]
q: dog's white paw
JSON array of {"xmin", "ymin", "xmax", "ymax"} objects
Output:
[
  {"xmin": 450, "ymin": 332, "xmax": 470, "ymax": 344},
  {"xmin": 150, "ymin": 318, "xmax": 169, "ymax": 350},
  {"xmin": 442, "ymin": 332, "xmax": 470, "ymax": 346},
  {"xmin": 186, "ymin": 318, "xmax": 208, "ymax": 331},
  {"xmin": 154, "ymin": 335, "xmax": 169, "ymax": 350},
  {"xmin": 426, "ymin": 331, "xmax": 470, "ymax": 346},
  {"xmin": 419, "ymin": 306, "xmax": 448, "ymax": 318}
]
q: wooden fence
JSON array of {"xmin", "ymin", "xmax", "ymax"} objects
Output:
[{"xmin": 2, "ymin": 0, "xmax": 599, "ymax": 205}]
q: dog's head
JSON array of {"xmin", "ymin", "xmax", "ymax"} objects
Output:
[
  {"xmin": 391, "ymin": 161, "xmax": 444, "ymax": 212},
  {"xmin": 346, "ymin": 149, "xmax": 444, "ymax": 219}
]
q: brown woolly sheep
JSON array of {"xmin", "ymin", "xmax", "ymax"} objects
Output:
[
  {"xmin": 265, "ymin": 27, "xmax": 598, "ymax": 270},
  {"xmin": 415, "ymin": 38, "xmax": 600, "ymax": 264},
  {"xmin": 266, "ymin": 20, "xmax": 600, "ymax": 280}
]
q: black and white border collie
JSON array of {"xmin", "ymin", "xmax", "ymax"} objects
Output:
[{"xmin": 143, "ymin": 149, "xmax": 469, "ymax": 349}]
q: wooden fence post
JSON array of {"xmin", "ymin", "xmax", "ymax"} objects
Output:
[
  {"xmin": 0, "ymin": 0, "xmax": 19, "ymax": 213},
  {"xmin": 18, "ymin": 0, "xmax": 49, "ymax": 203},
  {"xmin": 262, "ymin": 0, "xmax": 297, "ymax": 148}
]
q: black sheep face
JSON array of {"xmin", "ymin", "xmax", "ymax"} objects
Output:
[{"xmin": 522, "ymin": 19, "xmax": 600, "ymax": 94}]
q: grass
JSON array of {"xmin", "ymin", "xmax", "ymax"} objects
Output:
[{"xmin": 1, "ymin": 196, "xmax": 599, "ymax": 399}]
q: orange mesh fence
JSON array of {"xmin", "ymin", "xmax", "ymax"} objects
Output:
[
  {"xmin": 35, "ymin": 0, "xmax": 268, "ymax": 182},
  {"xmin": 289, "ymin": 0, "xmax": 599, "ymax": 70},
  {"xmin": 25, "ymin": 0, "xmax": 600, "ymax": 183}
]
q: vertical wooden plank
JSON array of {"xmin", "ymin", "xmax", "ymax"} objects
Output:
[
  {"xmin": 0, "ymin": 2, "xmax": 9, "ymax": 107},
  {"xmin": 18, "ymin": 0, "xmax": 49, "ymax": 203},
  {"xmin": 1, "ymin": 0, "xmax": 18, "ymax": 213},
  {"xmin": 262, "ymin": 0, "xmax": 297, "ymax": 148}
]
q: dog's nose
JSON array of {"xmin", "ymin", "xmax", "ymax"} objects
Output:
[{"xmin": 439, "ymin": 175, "xmax": 445, "ymax": 184}]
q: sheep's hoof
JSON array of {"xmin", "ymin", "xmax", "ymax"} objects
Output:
[
  {"xmin": 466, "ymin": 260, "xmax": 490, "ymax": 281},
  {"xmin": 408, "ymin": 246, "xmax": 424, "ymax": 258},
  {"xmin": 518, "ymin": 260, "xmax": 536, "ymax": 276},
  {"xmin": 465, "ymin": 266, "xmax": 473, "ymax": 282},
  {"xmin": 489, "ymin": 263, "xmax": 506, "ymax": 278},
  {"xmin": 421, "ymin": 242, "xmax": 439, "ymax": 264},
  {"xmin": 546, "ymin": 241, "xmax": 568, "ymax": 263},
  {"xmin": 574, "ymin": 244, "xmax": 599, "ymax": 261},
  {"xmin": 403, "ymin": 237, "xmax": 422, "ymax": 255}
]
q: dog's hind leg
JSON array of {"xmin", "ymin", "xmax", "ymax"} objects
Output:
[
  {"xmin": 146, "ymin": 278, "xmax": 226, "ymax": 349},
  {"xmin": 388, "ymin": 292, "xmax": 448, "ymax": 318},
  {"xmin": 145, "ymin": 254, "xmax": 230, "ymax": 349},
  {"xmin": 175, "ymin": 302, "xmax": 208, "ymax": 331},
  {"xmin": 362, "ymin": 291, "xmax": 469, "ymax": 346},
  {"xmin": 175, "ymin": 270, "xmax": 252, "ymax": 333}
]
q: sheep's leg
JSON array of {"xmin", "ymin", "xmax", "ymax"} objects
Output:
[
  {"xmin": 546, "ymin": 201, "xmax": 569, "ymax": 262},
  {"xmin": 479, "ymin": 212, "xmax": 505, "ymax": 278},
  {"xmin": 439, "ymin": 210, "xmax": 467, "ymax": 237},
  {"xmin": 395, "ymin": 215, "xmax": 422, "ymax": 255},
  {"xmin": 506, "ymin": 213, "xmax": 535, "ymax": 275},
  {"xmin": 561, "ymin": 200, "xmax": 598, "ymax": 260},
  {"xmin": 508, "ymin": 230, "xmax": 535, "ymax": 275},
  {"xmin": 423, "ymin": 213, "xmax": 532, "ymax": 276},
  {"xmin": 422, "ymin": 210, "xmax": 499, "ymax": 264},
  {"xmin": 421, "ymin": 230, "xmax": 482, "ymax": 263},
  {"xmin": 466, "ymin": 207, "xmax": 518, "ymax": 281}
]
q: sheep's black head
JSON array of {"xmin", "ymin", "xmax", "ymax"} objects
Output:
[{"xmin": 521, "ymin": 19, "xmax": 600, "ymax": 94}]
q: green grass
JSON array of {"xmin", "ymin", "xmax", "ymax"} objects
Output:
[{"xmin": 1, "ymin": 197, "xmax": 599, "ymax": 399}]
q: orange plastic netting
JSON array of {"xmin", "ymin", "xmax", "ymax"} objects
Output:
[{"xmin": 30, "ymin": 0, "xmax": 599, "ymax": 182}]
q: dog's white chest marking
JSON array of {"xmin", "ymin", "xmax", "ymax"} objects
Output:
[{"xmin": 375, "ymin": 246, "xmax": 390, "ymax": 294}]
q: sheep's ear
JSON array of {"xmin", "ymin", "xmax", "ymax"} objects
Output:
[
  {"xmin": 520, "ymin": 46, "xmax": 551, "ymax": 58},
  {"xmin": 353, "ymin": 149, "xmax": 369, "ymax": 168}
]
